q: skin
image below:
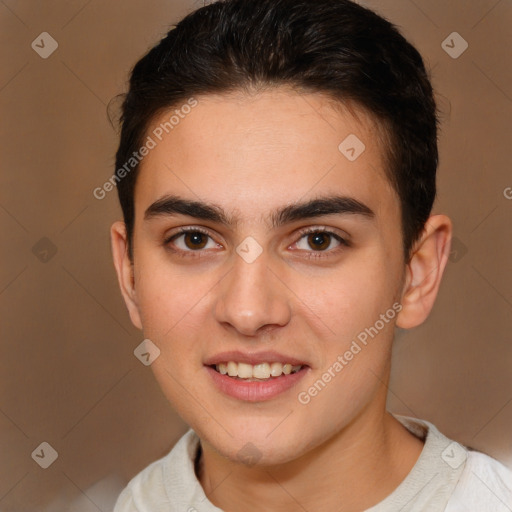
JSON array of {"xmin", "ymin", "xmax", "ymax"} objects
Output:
[{"xmin": 111, "ymin": 87, "xmax": 452, "ymax": 511}]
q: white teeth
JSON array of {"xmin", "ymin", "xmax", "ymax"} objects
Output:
[
  {"xmin": 237, "ymin": 362, "xmax": 253, "ymax": 379},
  {"xmin": 227, "ymin": 361, "xmax": 238, "ymax": 377},
  {"xmin": 253, "ymin": 363, "xmax": 271, "ymax": 379},
  {"xmin": 214, "ymin": 361, "xmax": 304, "ymax": 379},
  {"xmin": 270, "ymin": 362, "xmax": 282, "ymax": 377}
]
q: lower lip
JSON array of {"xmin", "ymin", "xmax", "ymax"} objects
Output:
[{"xmin": 205, "ymin": 365, "xmax": 309, "ymax": 402}]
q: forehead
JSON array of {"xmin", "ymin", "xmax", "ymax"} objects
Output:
[{"xmin": 134, "ymin": 87, "xmax": 397, "ymax": 223}]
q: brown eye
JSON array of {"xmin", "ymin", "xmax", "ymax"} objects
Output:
[
  {"xmin": 307, "ymin": 232, "xmax": 332, "ymax": 251},
  {"xmin": 165, "ymin": 228, "xmax": 219, "ymax": 254},
  {"xmin": 292, "ymin": 228, "xmax": 348, "ymax": 258},
  {"xmin": 183, "ymin": 232, "xmax": 208, "ymax": 250}
]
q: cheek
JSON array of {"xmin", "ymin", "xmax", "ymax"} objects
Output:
[
  {"xmin": 295, "ymin": 266, "xmax": 398, "ymax": 416},
  {"xmin": 133, "ymin": 257, "xmax": 212, "ymax": 413},
  {"xmin": 294, "ymin": 253, "xmax": 397, "ymax": 335},
  {"xmin": 134, "ymin": 251, "xmax": 209, "ymax": 337}
]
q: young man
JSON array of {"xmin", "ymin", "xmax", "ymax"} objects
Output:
[{"xmin": 110, "ymin": 0, "xmax": 512, "ymax": 510}]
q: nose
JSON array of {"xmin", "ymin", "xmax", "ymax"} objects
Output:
[{"xmin": 214, "ymin": 248, "xmax": 292, "ymax": 337}]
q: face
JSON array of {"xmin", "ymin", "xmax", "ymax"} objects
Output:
[{"xmin": 120, "ymin": 87, "xmax": 408, "ymax": 465}]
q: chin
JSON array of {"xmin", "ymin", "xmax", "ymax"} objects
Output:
[
  {"xmin": 202, "ymin": 419, "xmax": 310, "ymax": 466},
  {"xmin": 227, "ymin": 438, "xmax": 305, "ymax": 467}
]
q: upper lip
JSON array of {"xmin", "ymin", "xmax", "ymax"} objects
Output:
[{"xmin": 204, "ymin": 350, "xmax": 309, "ymax": 367}]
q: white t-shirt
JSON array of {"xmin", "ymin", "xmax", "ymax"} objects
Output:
[{"xmin": 113, "ymin": 415, "xmax": 512, "ymax": 511}]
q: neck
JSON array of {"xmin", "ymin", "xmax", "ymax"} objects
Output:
[{"xmin": 196, "ymin": 407, "xmax": 424, "ymax": 512}]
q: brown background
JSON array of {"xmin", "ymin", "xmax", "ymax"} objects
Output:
[{"xmin": 1, "ymin": 0, "xmax": 511, "ymax": 510}]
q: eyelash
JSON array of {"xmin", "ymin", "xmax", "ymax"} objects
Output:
[{"xmin": 163, "ymin": 226, "xmax": 349, "ymax": 260}]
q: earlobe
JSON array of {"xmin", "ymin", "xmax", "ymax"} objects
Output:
[
  {"xmin": 110, "ymin": 221, "xmax": 143, "ymax": 330},
  {"xmin": 396, "ymin": 215, "xmax": 452, "ymax": 329}
]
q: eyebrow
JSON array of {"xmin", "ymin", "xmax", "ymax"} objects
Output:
[{"xmin": 144, "ymin": 194, "xmax": 375, "ymax": 228}]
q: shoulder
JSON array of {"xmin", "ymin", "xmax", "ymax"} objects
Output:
[
  {"xmin": 113, "ymin": 458, "xmax": 168, "ymax": 512},
  {"xmin": 445, "ymin": 449, "xmax": 512, "ymax": 512},
  {"xmin": 113, "ymin": 429, "xmax": 198, "ymax": 512}
]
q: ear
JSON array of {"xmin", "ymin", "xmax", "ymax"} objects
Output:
[
  {"xmin": 396, "ymin": 214, "xmax": 452, "ymax": 329},
  {"xmin": 110, "ymin": 221, "xmax": 143, "ymax": 330}
]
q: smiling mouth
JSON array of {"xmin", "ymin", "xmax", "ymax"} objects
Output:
[{"xmin": 210, "ymin": 361, "xmax": 304, "ymax": 381}]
